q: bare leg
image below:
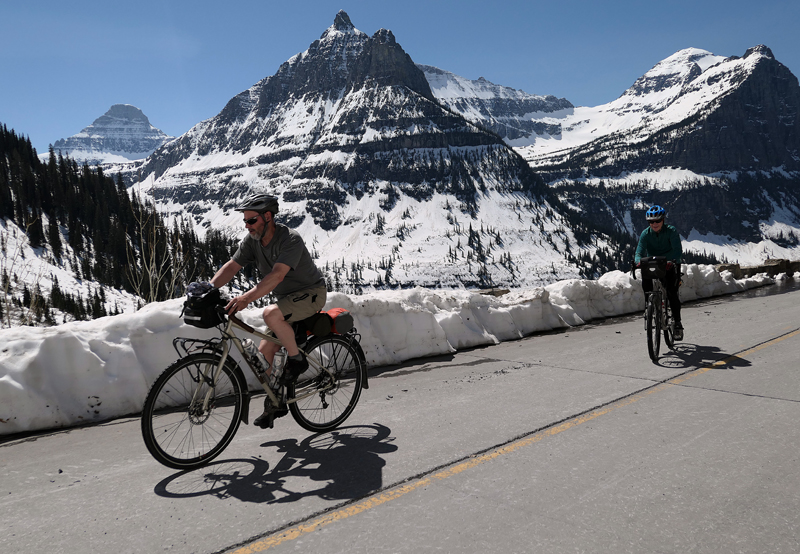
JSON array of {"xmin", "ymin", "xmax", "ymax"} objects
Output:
[{"xmin": 262, "ymin": 304, "xmax": 298, "ymax": 355}]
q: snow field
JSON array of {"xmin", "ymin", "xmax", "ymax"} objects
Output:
[{"xmin": 0, "ymin": 265, "xmax": 779, "ymax": 436}]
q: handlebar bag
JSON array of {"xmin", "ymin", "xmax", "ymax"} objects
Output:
[
  {"xmin": 183, "ymin": 282, "xmax": 226, "ymax": 328},
  {"xmin": 640, "ymin": 257, "xmax": 667, "ymax": 280}
]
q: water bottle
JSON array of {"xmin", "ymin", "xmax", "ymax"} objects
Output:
[{"xmin": 242, "ymin": 339, "xmax": 268, "ymax": 374}]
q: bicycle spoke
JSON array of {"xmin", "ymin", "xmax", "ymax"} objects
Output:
[
  {"xmin": 288, "ymin": 335, "xmax": 364, "ymax": 432},
  {"xmin": 142, "ymin": 354, "xmax": 244, "ymax": 470}
]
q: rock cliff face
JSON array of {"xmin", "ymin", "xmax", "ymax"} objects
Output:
[
  {"xmin": 52, "ymin": 104, "xmax": 173, "ymax": 165},
  {"xmin": 667, "ymin": 46, "xmax": 800, "ymax": 173}
]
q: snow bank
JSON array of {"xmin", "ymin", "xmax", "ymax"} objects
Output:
[{"xmin": 0, "ymin": 266, "xmax": 775, "ymax": 436}]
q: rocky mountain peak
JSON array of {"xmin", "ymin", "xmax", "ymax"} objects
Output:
[
  {"xmin": 320, "ymin": 10, "xmax": 363, "ymax": 41},
  {"xmin": 623, "ymin": 48, "xmax": 725, "ymax": 99},
  {"xmin": 97, "ymin": 104, "xmax": 152, "ymax": 125},
  {"xmin": 744, "ymin": 44, "xmax": 774, "ymax": 60},
  {"xmin": 333, "ymin": 10, "xmax": 355, "ymax": 31},
  {"xmin": 372, "ymin": 28, "xmax": 396, "ymax": 45},
  {"xmin": 131, "ymin": 12, "xmax": 613, "ymax": 289}
]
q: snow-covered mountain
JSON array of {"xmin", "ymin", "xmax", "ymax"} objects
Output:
[
  {"xmin": 427, "ymin": 46, "xmax": 800, "ymax": 262},
  {"xmin": 51, "ymin": 104, "xmax": 173, "ymax": 165},
  {"xmin": 487, "ymin": 46, "xmax": 799, "ymax": 185},
  {"xmin": 418, "ymin": 64, "xmax": 573, "ymax": 141},
  {"xmin": 428, "ymin": 46, "xmax": 800, "ymax": 184},
  {"xmin": 131, "ymin": 11, "xmax": 624, "ymax": 289}
]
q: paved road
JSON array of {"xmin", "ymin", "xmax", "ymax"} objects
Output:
[{"xmin": 2, "ymin": 281, "xmax": 799, "ymax": 554}]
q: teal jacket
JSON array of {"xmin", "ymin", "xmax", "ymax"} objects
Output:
[{"xmin": 635, "ymin": 224, "xmax": 682, "ymax": 263}]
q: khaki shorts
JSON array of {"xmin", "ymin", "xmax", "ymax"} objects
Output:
[{"xmin": 276, "ymin": 285, "xmax": 327, "ymax": 323}]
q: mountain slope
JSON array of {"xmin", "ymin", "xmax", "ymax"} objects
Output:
[
  {"xmin": 421, "ymin": 46, "xmax": 800, "ymax": 263},
  {"xmin": 418, "ymin": 64, "xmax": 573, "ymax": 141},
  {"xmin": 514, "ymin": 46, "xmax": 800, "ymax": 181},
  {"xmin": 133, "ymin": 11, "xmax": 629, "ymax": 289},
  {"xmin": 52, "ymin": 104, "xmax": 173, "ymax": 165}
]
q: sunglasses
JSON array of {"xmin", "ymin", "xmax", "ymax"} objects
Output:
[{"xmin": 243, "ymin": 216, "xmax": 260, "ymax": 225}]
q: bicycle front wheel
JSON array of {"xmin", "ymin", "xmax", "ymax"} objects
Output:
[
  {"xmin": 288, "ymin": 334, "xmax": 365, "ymax": 433},
  {"xmin": 141, "ymin": 353, "xmax": 245, "ymax": 470},
  {"xmin": 663, "ymin": 299, "xmax": 675, "ymax": 350},
  {"xmin": 646, "ymin": 295, "xmax": 661, "ymax": 363}
]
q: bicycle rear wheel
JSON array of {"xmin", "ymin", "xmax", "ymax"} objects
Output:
[
  {"xmin": 646, "ymin": 295, "xmax": 661, "ymax": 363},
  {"xmin": 288, "ymin": 334, "xmax": 365, "ymax": 433},
  {"xmin": 141, "ymin": 353, "xmax": 245, "ymax": 470}
]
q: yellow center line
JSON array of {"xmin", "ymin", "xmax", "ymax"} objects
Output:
[{"xmin": 229, "ymin": 328, "xmax": 800, "ymax": 553}]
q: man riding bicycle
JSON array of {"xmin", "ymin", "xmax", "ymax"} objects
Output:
[
  {"xmin": 634, "ymin": 205, "xmax": 684, "ymax": 341},
  {"xmin": 210, "ymin": 192, "xmax": 327, "ymax": 427}
]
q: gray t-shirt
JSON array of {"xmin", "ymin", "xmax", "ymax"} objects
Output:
[{"xmin": 232, "ymin": 224, "xmax": 325, "ymax": 297}]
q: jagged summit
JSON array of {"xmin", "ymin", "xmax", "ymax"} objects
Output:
[
  {"xmin": 51, "ymin": 104, "xmax": 173, "ymax": 165},
  {"xmin": 320, "ymin": 10, "xmax": 365, "ymax": 41},
  {"xmin": 331, "ymin": 10, "xmax": 356, "ymax": 32}
]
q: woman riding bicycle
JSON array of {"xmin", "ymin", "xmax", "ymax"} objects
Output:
[{"xmin": 635, "ymin": 205, "xmax": 684, "ymax": 340}]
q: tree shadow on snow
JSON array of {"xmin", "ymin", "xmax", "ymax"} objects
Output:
[{"xmin": 152, "ymin": 423, "xmax": 397, "ymax": 504}]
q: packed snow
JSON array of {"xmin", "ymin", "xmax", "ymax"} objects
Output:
[{"xmin": 0, "ymin": 265, "xmax": 784, "ymax": 437}]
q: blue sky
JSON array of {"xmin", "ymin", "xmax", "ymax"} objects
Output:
[{"xmin": 2, "ymin": 0, "xmax": 798, "ymax": 154}]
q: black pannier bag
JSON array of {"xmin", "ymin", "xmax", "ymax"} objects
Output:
[
  {"xmin": 292, "ymin": 312, "xmax": 333, "ymax": 344},
  {"xmin": 640, "ymin": 256, "xmax": 667, "ymax": 280},
  {"xmin": 183, "ymin": 282, "xmax": 226, "ymax": 328},
  {"xmin": 326, "ymin": 308, "xmax": 354, "ymax": 335},
  {"xmin": 292, "ymin": 309, "xmax": 355, "ymax": 342}
]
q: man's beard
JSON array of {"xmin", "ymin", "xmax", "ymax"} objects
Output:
[{"xmin": 248, "ymin": 230, "xmax": 260, "ymax": 240}]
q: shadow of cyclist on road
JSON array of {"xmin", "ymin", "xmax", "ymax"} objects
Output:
[
  {"xmin": 658, "ymin": 343, "xmax": 752, "ymax": 371},
  {"xmin": 153, "ymin": 423, "xmax": 397, "ymax": 504},
  {"xmin": 262, "ymin": 424, "xmax": 397, "ymax": 503}
]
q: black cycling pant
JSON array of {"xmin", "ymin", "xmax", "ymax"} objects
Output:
[{"xmin": 642, "ymin": 265, "xmax": 682, "ymax": 325}]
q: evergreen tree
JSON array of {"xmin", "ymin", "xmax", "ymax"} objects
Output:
[{"xmin": 47, "ymin": 218, "xmax": 63, "ymax": 259}]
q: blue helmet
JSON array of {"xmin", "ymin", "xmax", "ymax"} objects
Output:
[{"xmin": 645, "ymin": 205, "xmax": 665, "ymax": 222}]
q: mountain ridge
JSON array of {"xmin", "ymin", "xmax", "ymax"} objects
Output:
[{"xmin": 87, "ymin": 14, "xmax": 800, "ymax": 268}]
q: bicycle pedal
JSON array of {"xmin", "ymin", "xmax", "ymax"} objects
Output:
[{"xmin": 253, "ymin": 411, "xmax": 276, "ymax": 429}]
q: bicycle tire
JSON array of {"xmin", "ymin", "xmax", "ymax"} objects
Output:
[
  {"xmin": 141, "ymin": 353, "xmax": 245, "ymax": 470},
  {"xmin": 663, "ymin": 298, "xmax": 675, "ymax": 350},
  {"xmin": 646, "ymin": 295, "xmax": 661, "ymax": 363},
  {"xmin": 288, "ymin": 334, "xmax": 365, "ymax": 433}
]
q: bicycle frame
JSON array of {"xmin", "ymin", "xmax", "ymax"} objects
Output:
[
  {"xmin": 184, "ymin": 313, "xmax": 339, "ymax": 415},
  {"xmin": 646, "ymin": 279, "xmax": 670, "ymax": 331}
]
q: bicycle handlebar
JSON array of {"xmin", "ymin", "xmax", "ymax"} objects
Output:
[{"xmin": 631, "ymin": 256, "xmax": 679, "ymax": 282}]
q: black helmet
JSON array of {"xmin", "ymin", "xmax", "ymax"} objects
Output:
[{"xmin": 236, "ymin": 192, "xmax": 279, "ymax": 214}]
